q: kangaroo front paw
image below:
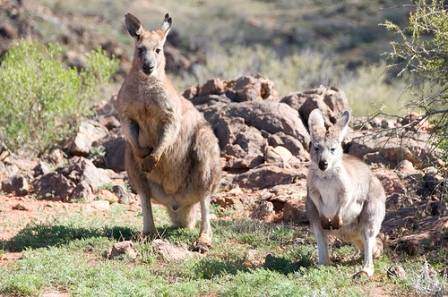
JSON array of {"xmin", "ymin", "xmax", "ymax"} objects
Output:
[
  {"xmin": 142, "ymin": 154, "xmax": 159, "ymax": 172},
  {"xmin": 320, "ymin": 215, "xmax": 342, "ymax": 230},
  {"xmin": 331, "ymin": 215, "xmax": 342, "ymax": 230}
]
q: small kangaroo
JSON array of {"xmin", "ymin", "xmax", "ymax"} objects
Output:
[
  {"xmin": 116, "ymin": 13, "xmax": 221, "ymax": 251},
  {"xmin": 306, "ymin": 109, "xmax": 386, "ymax": 277}
]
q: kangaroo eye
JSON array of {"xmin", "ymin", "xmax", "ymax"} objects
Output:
[
  {"xmin": 314, "ymin": 145, "xmax": 319, "ymax": 152},
  {"xmin": 155, "ymin": 48, "xmax": 161, "ymax": 54},
  {"xmin": 138, "ymin": 47, "xmax": 146, "ymax": 56},
  {"xmin": 330, "ymin": 148, "xmax": 336, "ymax": 153}
]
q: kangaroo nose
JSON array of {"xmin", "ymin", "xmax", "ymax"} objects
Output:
[
  {"xmin": 171, "ymin": 204, "xmax": 179, "ymax": 212},
  {"xmin": 318, "ymin": 160, "xmax": 328, "ymax": 171},
  {"xmin": 142, "ymin": 63, "xmax": 155, "ymax": 74}
]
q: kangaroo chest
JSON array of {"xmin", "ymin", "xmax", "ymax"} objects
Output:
[{"xmin": 313, "ymin": 174, "xmax": 363, "ymax": 224}]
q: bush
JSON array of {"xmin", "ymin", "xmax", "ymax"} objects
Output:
[
  {"xmin": 384, "ymin": 0, "xmax": 448, "ymax": 147},
  {"xmin": 0, "ymin": 41, "xmax": 118, "ymax": 153}
]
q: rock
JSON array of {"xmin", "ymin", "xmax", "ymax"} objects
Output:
[
  {"xmin": 97, "ymin": 189, "xmax": 119, "ymax": 204},
  {"xmin": 34, "ymin": 172, "xmax": 74, "ymax": 201},
  {"xmin": 46, "ymin": 148, "xmax": 66, "ymax": 166},
  {"xmin": 251, "ymin": 200, "xmax": 275, "ymax": 221},
  {"xmin": 234, "ymin": 164, "xmax": 306, "ymax": 189},
  {"xmin": 90, "ymin": 200, "xmax": 110, "ymax": 211},
  {"xmin": 106, "ymin": 241, "xmax": 138, "ymax": 260},
  {"xmin": 152, "ymin": 239, "xmax": 195, "ymax": 262},
  {"xmin": 347, "ymin": 132, "xmax": 439, "ymax": 169},
  {"xmin": 374, "ymin": 169, "xmax": 406, "ymax": 196},
  {"xmin": 396, "ymin": 159, "xmax": 417, "ymax": 175},
  {"xmin": 64, "ymin": 50, "xmax": 87, "ymax": 70},
  {"xmin": 98, "ymin": 115, "xmax": 121, "ymax": 130},
  {"xmin": 264, "ymin": 146, "xmax": 293, "ymax": 165},
  {"xmin": 282, "ymin": 199, "xmax": 308, "ymax": 224},
  {"xmin": 243, "ymin": 249, "xmax": 264, "ymax": 268},
  {"xmin": 103, "ymin": 137, "xmax": 126, "ymax": 172},
  {"xmin": 12, "ymin": 203, "xmax": 30, "ymax": 211},
  {"xmin": 381, "ymin": 119, "xmax": 395, "ymax": 129},
  {"xmin": 198, "ymin": 100, "xmax": 310, "ymax": 171},
  {"xmin": 280, "ymin": 85, "xmax": 348, "ymax": 129},
  {"xmin": 69, "ymin": 120, "xmax": 108, "ymax": 155},
  {"xmin": 229, "ymin": 75, "xmax": 278, "ymax": 102},
  {"xmin": 34, "ymin": 157, "xmax": 113, "ymax": 201},
  {"xmin": 0, "ymin": 22, "xmax": 17, "ymax": 39},
  {"xmin": 387, "ymin": 265, "xmax": 406, "ymax": 279},
  {"xmin": 70, "ymin": 180, "xmax": 94, "ymax": 201},
  {"xmin": 423, "ymin": 166, "xmax": 438, "ymax": 176},
  {"xmin": 1, "ymin": 175, "xmax": 29, "ymax": 196},
  {"xmin": 197, "ymin": 78, "xmax": 226, "ymax": 97},
  {"xmin": 33, "ymin": 161, "xmax": 52, "ymax": 177},
  {"xmin": 112, "ymin": 184, "xmax": 131, "ymax": 204},
  {"xmin": 212, "ymin": 194, "xmax": 242, "ymax": 209},
  {"xmin": 267, "ymin": 132, "xmax": 309, "ymax": 161},
  {"xmin": 65, "ymin": 157, "xmax": 113, "ymax": 191}
]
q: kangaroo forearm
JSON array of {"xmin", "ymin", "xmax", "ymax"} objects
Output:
[
  {"xmin": 122, "ymin": 118, "xmax": 152, "ymax": 158},
  {"xmin": 152, "ymin": 118, "xmax": 180, "ymax": 158}
]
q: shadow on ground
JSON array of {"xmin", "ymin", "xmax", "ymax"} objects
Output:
[{"xmin": 0, "ymin": 224, "xmax": 194, "ymax": 252}]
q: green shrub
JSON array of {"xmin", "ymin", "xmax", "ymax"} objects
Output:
[
  {"xmin": 385, "ymin": 0, "xmax": 448, "ymax": 159},
  {"xmin": 0, "ymin": 41, "xmax": 118, "ymax": 153}
]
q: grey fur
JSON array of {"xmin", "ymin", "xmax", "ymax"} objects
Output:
[{"xmin": 306, "ymin": 109, "xmax": 386, "ymax": 277}]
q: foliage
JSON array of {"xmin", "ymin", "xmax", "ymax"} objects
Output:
[
  {"xmin": 384, "ymin": 0, "xmax": 448, "ymax": 150},
  {"xmin": 0, "ymin": 41, "xmax": 118, "ymax": 153}
]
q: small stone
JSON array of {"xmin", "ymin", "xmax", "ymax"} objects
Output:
[
  {"xmin": 106, "ymin": 241, "xmax": 138, "ymax": 260},
  {"xmin": 423, "ymin": 166, "xmax": 438, "ymax": 176},
  {"xmin": 387, "ymin": 265, "xmax": 406, "ymax": 279},
  {"xmin": 33, "ymin": 161, "xmax": 52, "ymax": 177},
  {"xmin": 112, "ymin": 185, "xmax": 130, "ymax": 204},
  {"xmin": 97, "ymin": 189, "xmax": 119, "ymax": 204},
  {"xmin": 47, "ymin": 148, "xmax": 66, "ymax": 166},
  {"xmin": 12, "ymin": 203, "xmax": 30, "ymax": 211},
  {"xmin": 69, "ymin": 120, "xmax": 108, "ymax": 155},
  {"xmin": 90, "ymin": 200, "xmax": 110, "ymax": 211},
  {"xmin": 152, "ymin": 239, "xmax": 195, "ymax": 262},
  {"xmin": 1, "ymin": 175, "xmax": 29, "ymax": 196},
  {"xmin": 243, "ymin": 249, "xmax": 264, "ymax": 268},
  {"xmin": 251, "ymin": 200, "xmax": 275, "ymax": 221},
  {"xmin": 98, "ymin": 115, "xmax": 121, "ymax": 130}
]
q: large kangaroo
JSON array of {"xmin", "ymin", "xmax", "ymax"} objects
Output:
[
  {"xmin": 116, "ymin": 13, "xmax": 221, "ymax": 252},
  {"xmin": 306, "ymin": 109, "xmax": 386, "ymax": 277}
]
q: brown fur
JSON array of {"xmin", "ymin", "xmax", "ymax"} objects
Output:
[{"xmin": 116, "ymin": 13, "xmax": 221, "ymax": 250}]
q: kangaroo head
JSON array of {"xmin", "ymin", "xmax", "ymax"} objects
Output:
[
  {"xmin": 125, "ymin": 13, "xmax": 172, "ymax": 76},
  {"xmin": 308, "ymin": 109, "xmax": 351, "ymax": 172}
]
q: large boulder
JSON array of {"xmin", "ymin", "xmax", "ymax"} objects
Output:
[
  {"xmin": 280, "ymin": 85, "xmax": 349, "ymax": 128},
  {"xmin": 196, "ymin": 100, "xmax": 310, "ymax": 171},
  {"xmin": 234, "ymin": 164, "xmax": 307, "ymax": 189},
  {"xmin": 34, "ymin": 157, "xmax": 115, "ymax": 201},
  {"xmin": 347, "ymin": 131, "xmax": 441, "ymax": 169}
]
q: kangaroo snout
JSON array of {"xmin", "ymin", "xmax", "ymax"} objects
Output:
[
  {"xmin": 318, "ymin": 160, "xmax": 328, "ymax": 171},
  {"xmin": 142, "ymin": 62, "xmax": 155, "ymax": 75}
]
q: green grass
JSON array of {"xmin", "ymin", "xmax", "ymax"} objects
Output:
[{"xmin": 0, "ymin": 203, "xmax": 438, "ymax": 297}]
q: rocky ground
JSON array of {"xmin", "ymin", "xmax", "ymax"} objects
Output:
[
  {"xmin": 0, "ymin": 74, "xmax": 447, "ymax": 296},
  {"xmin": 1, "ymin": 74, "xmax": 446, "ymax": 260}
]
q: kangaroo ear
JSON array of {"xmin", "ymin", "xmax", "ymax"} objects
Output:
[
  {"xmin": 337, "ymin": 110, "xmax": 351, "ymax": 140},
  {"xmin": 308, "ymin": 109, "xmax": 326, "ymax": 140},
  {"xmin": 161, "ymin": 13, "xmax": 172, "ymax": 35},
  {"xmin": 125, "ymin": 13, "xmax": 143, "ymax": 39}
]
